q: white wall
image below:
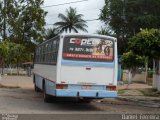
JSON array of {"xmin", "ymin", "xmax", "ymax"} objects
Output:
[{"xmin": 152, "ymin": 74, "xmax": 160, "ymax": 91}]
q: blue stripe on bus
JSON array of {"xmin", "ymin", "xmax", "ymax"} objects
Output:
[
  {"xmin": 98, "ymin": 91, "xmax": 117, "ymax": 98},
  {"xmin": 79, "ymin": 91, "xmax": 97, "ymax": 97},
  {"xmin": 56, "ymin": 90, "xmax": 117, "ymax": 98},
  {"xmin": 56, "ymin": 90, "xmax": 77, "ymax": 97},
  {"xmin": 61, "ymin": 60, "xmax": 115, "ymax": 67}
]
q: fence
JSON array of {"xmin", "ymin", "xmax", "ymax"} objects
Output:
[{"xmin": 0, "ymin": 67, "xmax": 32, "ymax": 76}]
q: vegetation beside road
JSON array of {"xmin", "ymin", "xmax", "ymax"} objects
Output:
[
  {"xmin": 0, "ymin": 83, "xmax": 19, "ymax": 89},
  {"xmin": 139, "ymin": 89, "xmax": 160, "ymax": 97}
]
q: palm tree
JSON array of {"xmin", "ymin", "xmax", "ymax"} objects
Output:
[
  {"xmin": 54, "ymin": 7, "xmax": 88, "ymax": 33},
  {"xmin": 96, "ymin": 27, "xmax": 111, "ymax": 35},
  {"xmin": 45, "ymin": 28, "xmax": 59, "ymax": 39}
]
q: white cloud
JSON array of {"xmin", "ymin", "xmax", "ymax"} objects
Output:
[{"xmin": 43, "ymin": 0, "xmax": 105, "ymax": 33}]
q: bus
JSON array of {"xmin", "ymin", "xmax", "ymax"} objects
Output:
[{"xmin": 33, "ymin": 33, "xmax": 118, "ymax": 102}]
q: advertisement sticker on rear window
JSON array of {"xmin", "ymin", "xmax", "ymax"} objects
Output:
[{"xmin": 63, "ymin": 37, "xmax": 114, "ymax": 62}]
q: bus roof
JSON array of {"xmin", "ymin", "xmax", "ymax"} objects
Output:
[
  {"xmin": 37, "ymin": 33, "xmax": 116, "ymax": 47},
  {"xmin": 62, "ymin": 33, "xmax": 116, "ymax": 40}
]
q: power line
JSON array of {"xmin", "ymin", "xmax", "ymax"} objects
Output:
[
  {"xmin": 85, "ymin": 18, "xmax": 99, "ymax": 21},
  {"xmin": 46, "ymin": 7, "xmax": 100, "ymax": 17},
  {"xmin": 42, "ymin": 0, "xmax": 88, "ymax": 8}
]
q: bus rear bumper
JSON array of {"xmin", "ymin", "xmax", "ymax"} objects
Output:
[{"xmin": 56, "ymin": 90, "xmax": 117, "ymax": 98}]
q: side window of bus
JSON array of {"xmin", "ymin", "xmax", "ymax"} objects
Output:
[
  {"xmin": 35, "ymin": 36, "xmax": 60, "ymax": 65},
  {"xmin": 42, "ymin": 45, "xmax": 45, "ymax": 62},
  {"xmin": 45, "ymin": 43, "xmax": 48, "ymax": 63},
  {"xmin": 55, "ymin": 39, "xmax": 60, "ymax": 63},
  {"xmin": 40, "ymin": 46, "xmax": 43, "ymax": 63},
  {"xmin": 53, "ymin": 39, "xmax": 57, "ymax": 64},
  {"xmin": 56, "ymin": 39, "xmax": 59, "ymax": 49},
  {"xmin": 47, "ymin": 42, "xmax": 51, "ymax": 63},
  {"xmin": 49, "ymin": 42, "xmax": 52, "ymax": 63},
  {"xmin": 53, "ymin": 40, "xmax": 56, "ymax": 51},
  {"xmin": 36, "ymin": 48, "xmax": 39, "ymax": 63},
  {"xmin": 38, "ymin": 47, "xmax": 40, "ymax": 63}
]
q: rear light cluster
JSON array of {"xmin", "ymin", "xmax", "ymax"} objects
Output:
[
  {"xmin": 56, "ymin": 84, "xmax": 68, "ymax": 89},
  {"xmin": 106, "ymin": 85, "xmax": 116, "ymax": 91}
]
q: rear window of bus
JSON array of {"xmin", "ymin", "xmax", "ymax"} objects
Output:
[{"xmin": 63, "ymin": 37, "xmax": 114, "ymax": 62}]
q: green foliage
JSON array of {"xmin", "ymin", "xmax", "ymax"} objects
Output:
[
  {"xmin": 0, "ymin": 41, "xmax": 27, "ymax": 65},
  {"xmin": 122, "ymin": 51, "xmax": 145, "ymax": 69},
  {"xmin": 0, "ymin": 0, "xmax": 47, "ymax": 63},
  {"xmin": 0, "ymin": 0, "xmax": 47, "ymax": 45},
  {"xmin": 96, "ymin": 26, "xmax": 115, "ymax": 36},
  {"xmin": 54, "ymin": 7, "xmax": 88, "ymax": 33},
  {"xmin": 100, "ymin": 0, "xmax": 124, "ymax": 34},
  {"xmin": 8, "ymin": 0, "xmax": 47, "ymax": 43},
  {"xmin": 128, "ymin": 29, "xmax": 160, "ymax": 59},
  {"xmin": 100, "ymin": 0, "xmax": 160, "ymax": 54},
  {"xmin": 45, "ymin": 28, "xmax": 59, "ymax": 39}
]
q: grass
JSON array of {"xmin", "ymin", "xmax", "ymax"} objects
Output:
[
  {"xmin": 0, "ymin": 84, "xmax": 20, "ymax": 89},
  {"xmin": 4, "ymin": 73, "xmax": 26, "ymax": 76},
  {"xmin": 118, "ymin": 89, "xmax": 125, "ymax": 95},
  {"xmin": 138, "ymin": 89, "xmax": 160, "ymax": 97}
]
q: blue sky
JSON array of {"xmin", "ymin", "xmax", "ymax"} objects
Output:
[{"xmin": 43, "ymin": 0, "xmax": 105, "ymax": 33}]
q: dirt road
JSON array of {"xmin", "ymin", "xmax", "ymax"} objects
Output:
[{"xmin": 0, "ymin": 75, "xmax": 160, "ymax": 114}]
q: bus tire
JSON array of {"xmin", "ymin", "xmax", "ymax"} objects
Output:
[
  {"xmin": 34, "ymin": 84, "xmax": 41, "ymax": 92},
  {"xmin": 33, "ymin": 74, "xmax": 35, "ymax": 83},
  {"xmin": 43, "ymin": 83, "xmax": 52, "ymax": 103}
]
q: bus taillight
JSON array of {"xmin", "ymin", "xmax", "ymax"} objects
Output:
[
  {"xmin": 106, "ymin": 86, "xmax": 116, "ymax": 91},
  {"xmin": 56, "ymin": 84, "xmax": 68, "ymax": 89}
]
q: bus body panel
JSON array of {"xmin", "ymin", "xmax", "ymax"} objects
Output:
[
  {"xmin": 34, "ymin": 64, "xmax": 57, "ymax": 83},
  {"xmin": 113, "ymin": 38, "xmax": 118, "ymax": 86},
  {"xmin": 59, "ymin": 65, "xmax": 114, "ymax": 85}
]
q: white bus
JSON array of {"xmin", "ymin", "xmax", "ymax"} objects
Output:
[{"xmin": 33, "ymin": 33, "xmax": 118, "ymax": 102}]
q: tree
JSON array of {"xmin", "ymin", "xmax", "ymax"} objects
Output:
[
  {"xmin": 100, "ymin": 0, "xmax": 127, "ymax": 54},
  {"xmin": 0, "ymin": 0, "xmax": 47, "ymax": 65},
  {"xmin": 12, "ymin": 44, "xmax": 25, "ymax": 74},
  {"xmin": 127, "ymin": 29, "xmax": 160, "ymax": 83},
  {"xmin": 0, "ymin": 41, "xmax": 27, "ymax": 75},
  {"xmin": 54, "ymin": 7, "xmax": 88, "ymax": 33},
  {"xmin": 128, "ymin": 29, "xmax": 160, "ymax": 59},
  {"xmin": 0, "ymin": 0, "xmax": 8, "ymax": 40},
  {"xmin": 45, "ymin": 27, "xmax": 59, "ymax": 39},
  {"xmin": 100, "ymin": 0, "xmax": 160, "ymax": 54},
  {"xmin": 0, "ymin": 0, "xmax": 47, "ymax": 52},
  {"xmin": 96, "ymin": 26, "xmax": 115, "ymax": 36},
  {"xmin": 122, "ymin": 51, "xmax": 145, "ymax": 84},
  {"xmin": 0, "ymin": 41, "xmax": 9, "ymax": 74},
  {"xmin": 8, "ymin": 0, "xmax": 47, "ymax": 43}
]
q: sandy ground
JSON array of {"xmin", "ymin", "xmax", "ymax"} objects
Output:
[{"xmin": 0, "ymin": 75, "xmax": 33, "ymax": 89}]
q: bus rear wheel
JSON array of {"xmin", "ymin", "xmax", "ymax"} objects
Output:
[
  {"xmin": 43, "ymin": 83, "xmax": 52, "ymax": 103},
  {"xmin": 44, "ymin": 93, "xmax": 52, "ymax": 103},
  {"xmin": 34, "ymin": 84, "xmax": 41, "ymax": 92}
]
